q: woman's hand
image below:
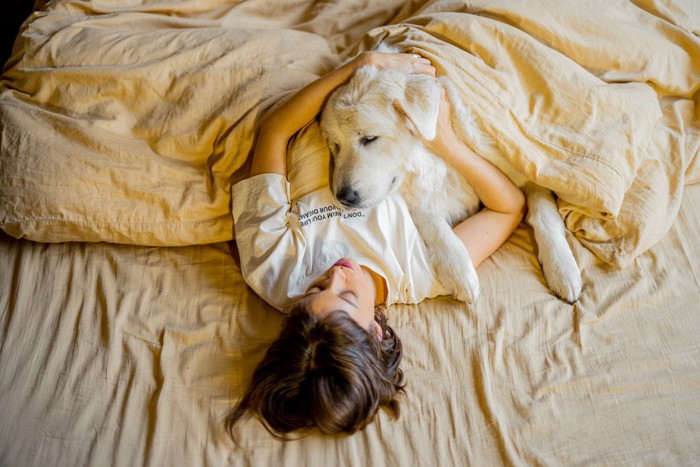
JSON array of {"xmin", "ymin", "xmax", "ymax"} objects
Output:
[
  {"xmin": 419, "ymin": 90, "xmax": 525, "ymax": 268},
  {"xmin": 250, "ymin": 50, "xmax": 434, "ymax": 177},
  {"xmin": 420, "ymin": 89, "xmax": 461, "ymax": 155},
  {"xmin": 354, "ymin": 51, "xmax": 436, "ymax": 77},
  {"xmin": 419, "ymin": 89, "xmax": 525, "ymax": 217}
]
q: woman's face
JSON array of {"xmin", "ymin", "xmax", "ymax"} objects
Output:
[{"xmin": 303, "ymin": 258, "xmax": 380, "ymax": 337}]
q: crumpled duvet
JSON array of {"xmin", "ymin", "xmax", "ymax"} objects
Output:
[{"xmin": 1, "ymin": 0, "xmax": 698, "ymax": 268}]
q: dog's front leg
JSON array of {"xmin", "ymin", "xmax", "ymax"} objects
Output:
[
  {"xmin": 524, "ymin": 184, "xmax": 583, "ymax": 303},
  {"xmin": 410, "ymin": 208, "xmax": 480, "ymax": 304}
]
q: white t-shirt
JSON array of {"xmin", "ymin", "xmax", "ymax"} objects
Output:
[{"xmin": 231, "ymin": 174, "xmax": 448, "ymax": 311}]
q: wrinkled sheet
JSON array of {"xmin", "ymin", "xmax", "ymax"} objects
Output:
[
  {"xmin": 1, "ymin": 2, "xmax": 700, "ymax": 464},
  {"xmin": 2, "ymin": 185, "xmax": 700, "ymax": 466},
  {"xmin": 1, "ymin": 0, "xmax": 698, "ymax": 268}
]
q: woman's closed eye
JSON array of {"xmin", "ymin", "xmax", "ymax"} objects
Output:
[
  {"xmin": 341, "ymin": 290, "xmax": 358, "ymax": 303},
  {"xmin": 304, "ymin": 287, "xmax": 358, "ymax": 307}
]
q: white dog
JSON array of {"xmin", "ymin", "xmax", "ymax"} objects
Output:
[{"xmin": 320, "ymin": 46, "xmax": 583, "ymax": 304}]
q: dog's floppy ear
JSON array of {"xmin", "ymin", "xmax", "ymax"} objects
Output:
[
  {"xmin": 393, "ymin": 75, "xmax": 441, "ymax": 140},
  {"xmin": 335, "ymin": 66, "xmax": 380, "ymax": 108}
]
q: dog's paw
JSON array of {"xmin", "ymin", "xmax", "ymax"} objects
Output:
[
  {"xmin": 437, "ymin": 256, "xmax": 480, "ymax": 304},
  {"xmin": 410, "ymin": 210, "xmax": 481, "ymax": 305},
  {"xmin": 541, "ymin": 255, "xmax": 582, "ymax": 304},
  {"xmin": 453, "ymin": 265, "xmax": 480, "ymax": 304}
]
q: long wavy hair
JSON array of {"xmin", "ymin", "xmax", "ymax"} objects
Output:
[{"xmin": 225, "ymin": 302, "xmax": 405, "ymax": 442}]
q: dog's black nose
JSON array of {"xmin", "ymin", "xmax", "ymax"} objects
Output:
[{"xmin": 336, "ymin": 187, "xmax": 359, "ymax": 207}]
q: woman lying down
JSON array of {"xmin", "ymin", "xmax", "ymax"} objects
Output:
[{"xmin": 227, "ymin": 51, "xmax": 524, "ymax": 440}]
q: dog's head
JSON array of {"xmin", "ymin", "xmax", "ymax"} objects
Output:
[{"xmin": 320, "ymin": 65, "xmax": 442, "ymax": 209}]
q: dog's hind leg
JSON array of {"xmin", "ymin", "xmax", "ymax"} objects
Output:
[
  {"xmin": 525, "ymin": 184, "xmax": 583, "ymax": 303},
  {"xmin": 410, "ymin": 208, "xmax": 480, "ymax": 304}
]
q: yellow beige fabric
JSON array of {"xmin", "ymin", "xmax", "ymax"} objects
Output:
[
  {"xmin": 0, "ymin": 0, "xmax": 410, "ymax": 245},
  {"xmin": 1, "ymin": 184, "xmax": 699, "ymax": 465},
  {"xmin": 1, "ymin": 4, "xmax": 700, "ymax": 463},
  {"xmin": 0, "ymin": 0, "xmax": 698, "ymax": 268}
]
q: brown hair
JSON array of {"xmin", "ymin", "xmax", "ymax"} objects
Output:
[{"xmin": 225, "ymin": 303, "xmax": 404, "ymax": 442}]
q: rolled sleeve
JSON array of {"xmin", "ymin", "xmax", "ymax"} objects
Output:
[{"xmin": 232, "ymin": 174, "xmax": 301, "ymax": 310}]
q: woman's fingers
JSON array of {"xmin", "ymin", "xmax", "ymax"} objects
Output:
[
  {"xmin": 401, "ymin": 53, "xmax": 435, "ymax": 76},
  {"xmin": 369, "ymin": 51, "xmax": 435, "ymax": 76},
  {"xmin": 413, "ymin": 62, "xmax": 436, "ymax": 76}
]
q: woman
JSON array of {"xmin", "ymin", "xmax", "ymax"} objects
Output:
[{"xmin": 226, "ymin": 51, "xmax": 525, "ymax": 440}]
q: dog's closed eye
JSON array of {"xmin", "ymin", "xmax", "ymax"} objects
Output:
[{"xmin": 359, "ymin": 136, "xmax": 378, "ymax": 146}]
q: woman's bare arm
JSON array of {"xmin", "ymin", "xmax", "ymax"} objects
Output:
[
  {"xmin": 250, "ymin": 52, "xmax": 435, "ymax": 177},
  {"xmin": 423, "ymin": 92, "xmax": 526, "ymax": 268}
]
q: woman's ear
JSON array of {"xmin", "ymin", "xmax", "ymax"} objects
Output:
[{"xmin": 372, "ymin": 321, "xmax": 384, "ymax": 341}]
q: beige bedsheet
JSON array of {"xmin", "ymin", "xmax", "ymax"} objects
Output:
[
  {"xmin": 1, "ymin": 184, "xmax": 699, "ymax": 465},
  {"xmin": 2, "ymin": 0, "xmax": 700, "ymax": 465}
]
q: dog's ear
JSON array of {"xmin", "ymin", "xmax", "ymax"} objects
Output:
[
  {"xmin": 335, "ymin": 66, "xmax": 380, "ymax": 108},
  {"xmin": 393, "ymin": 75, "xmax": 441, "ymax": 140}
]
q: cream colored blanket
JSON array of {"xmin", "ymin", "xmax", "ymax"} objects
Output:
[{"xmin": 1, "ymin": 0, "xmax": 698, "ymax": 268}]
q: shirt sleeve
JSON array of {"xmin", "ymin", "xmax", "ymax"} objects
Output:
[{"xmin": 231, "ymin": 173, "xmax": 301, "ymax": 310}]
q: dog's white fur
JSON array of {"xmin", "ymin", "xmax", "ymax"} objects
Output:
[{"xmin": 320, "ymin": 44, "xmax": 583, "ymax": 303}]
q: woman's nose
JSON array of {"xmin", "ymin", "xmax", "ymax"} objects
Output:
[{"xmin": 327, "ymin": 267, "xmax": 346, "ymax": 288}]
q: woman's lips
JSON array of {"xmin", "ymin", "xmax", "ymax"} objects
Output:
[{"xmin": 333, "ymin": 259, "xmax": 354, "ymax": 271}]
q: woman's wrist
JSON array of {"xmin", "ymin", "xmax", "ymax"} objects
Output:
[
  {"xmin": 428, "ymin": 131, "xmax": 467, "ymax": 163},
  {"xmin": 355, "ymin": 51, "xmax": 373, "ymax": 68},
  {"xmin": 338, "ymin": 52, "xmax": 368, "ymax": 76}
]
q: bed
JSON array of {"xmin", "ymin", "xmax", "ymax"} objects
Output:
[{"xmin": 1, "ymin": 0, "xmax": 699, "ymax": 465}]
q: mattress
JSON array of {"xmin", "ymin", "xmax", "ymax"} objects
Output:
[
  {"xmin": 2, "ymin": 185, "xmax": 700, "ymax": 465},
  {"xmin": 1, "ymin": 0, "xmax": 699, "ymax": 465}
]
